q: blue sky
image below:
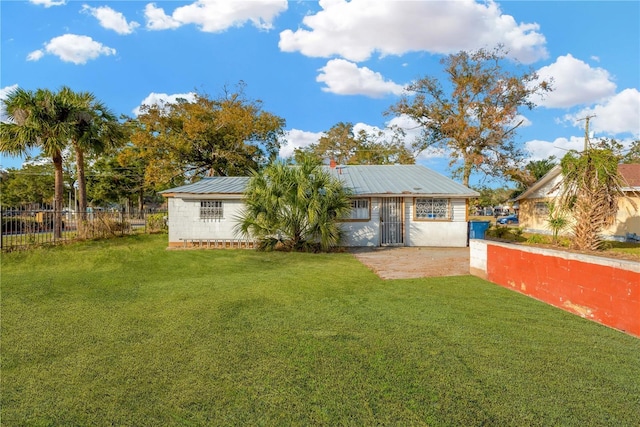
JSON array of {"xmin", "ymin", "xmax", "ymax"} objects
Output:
[{"xmin": 1, "ymin": 0, "xmax": 639, "ymax": 186}]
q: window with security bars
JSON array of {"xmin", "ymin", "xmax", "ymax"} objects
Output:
[
  {"xmin": 415, "ymin": 198, "xmax": 450, "ymax": 220},
  {"xmin": 200, "ymin": 200, "xmax": 223, "ymax": 219},
  {"xmin": 347, "ymin": 198, "xmax": 370, "ymax": 220}
]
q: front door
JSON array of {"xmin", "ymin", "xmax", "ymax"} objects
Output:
[{"xmin": 380, "ymin": 197, "xmax": 404, "ymax": 246}]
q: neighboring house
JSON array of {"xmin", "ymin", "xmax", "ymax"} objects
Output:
[
  {"xmin": 515, "ymin": 163, "xmax": 640, "ymax": 240},
  {"xmin": 161, "ymin": 164, "xmax": 479, "ymax": 248}
]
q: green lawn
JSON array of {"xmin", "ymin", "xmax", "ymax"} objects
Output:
[{"xmin": 2, "ymin": 234, "xmax": 639, "ymax": 426}]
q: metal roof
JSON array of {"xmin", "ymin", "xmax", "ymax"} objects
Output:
[
  {"xmin": 161, "ymin": 165, "xmax": 478, "ymax": 197},
  {"xmin": 325, "ymin": 165, "xmax": 478, "ymax": 197},
  {"xmin": 160, "ymin": 177, "xmax": 250, "ymax": 195}
]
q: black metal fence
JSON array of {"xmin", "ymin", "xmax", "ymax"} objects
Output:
[{"xmin": 1, "ymin": 208, "xmax": 167, "ymax": 251}]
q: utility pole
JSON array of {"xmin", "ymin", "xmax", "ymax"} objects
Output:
[{"xmin": 579, "ymin": 114, "xmax": 596, "ymax": 152}]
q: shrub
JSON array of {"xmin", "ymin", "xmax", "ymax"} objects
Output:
[
  {"xmin": 236, "ymin": 157, "xmax": 351, "ymax": 252},
  {"xmin": 545, "ymin": 201, "xmax": 570, "ymax": 245},
  {"xmin": 146, "ymin": 213, "xmax": 168, "ymax": 234},
  {"xmin": 488, "ymin": 225, "xmax": 511, "ymax": 239},
  {"xmin": 82, "ymin": 215, "xmax": 130, "ymax": 239}
]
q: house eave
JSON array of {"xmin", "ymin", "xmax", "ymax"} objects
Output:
[
  {"xmin": 355, "ymin": 192, "xmax": 479, "ymax": 198},
  {"xmin": 163, "ymin": 193, "xmax": 245, "ymax": 200},
  {"xmin": 165, "ymin": 192, "xmax": 478, "ymax": 199},
  {"xmin": 515, "ymin": 165, "xmax": 562, "ymax": 201}
]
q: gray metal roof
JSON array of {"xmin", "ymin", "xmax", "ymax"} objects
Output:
[
  {"xmin": 161, "ymin": 165, "xmax": 478, "ymax": 197},
  {"xmin": 160, "ymin": 177, "xmax": 250, "ymax": 195},
  {"xmin": 325, "ymin": 165, "xmax": 478, "ymax": 197}
]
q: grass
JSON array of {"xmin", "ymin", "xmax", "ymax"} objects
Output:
[
  {"xmin": 603, "ymin": 241, "xmax": 640, "ymax": 257},
  {"xmin": 2, "ymin": 234, "xmax": 639, "ymax": 426}
]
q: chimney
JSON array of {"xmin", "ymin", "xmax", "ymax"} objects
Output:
[{"xmin": 329, "ymin": 159, "xmax": 336, "ymax": 169}]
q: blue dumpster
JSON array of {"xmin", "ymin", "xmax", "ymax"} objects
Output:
[{"xmin": 469, "ymin": 220, "xmax": 491, "ymax": 240}]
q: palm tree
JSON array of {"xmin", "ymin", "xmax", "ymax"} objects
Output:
[
  {"xmin": 0, "ymin": 88, "xmax": 76, "ymax": 238},
  {"xmin": 60, "ymin": 87, "xmax": 122, "ymax": 234},
  {"xmin": 236, "ymin": 157, "xmax": 352, "ymax": 251}
]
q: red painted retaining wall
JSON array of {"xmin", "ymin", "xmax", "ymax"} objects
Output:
[{"xmin": 472, "ymin": 240, "xmax": 640, "ymax": 338}]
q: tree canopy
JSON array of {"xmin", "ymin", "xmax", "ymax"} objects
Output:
[
  {"xmin": 86, "ymin": 149, "xmax": 152, "ymax": 211},
  {"xmin": 295, "ymin": 122, "xmax": 414, "ymax": 165},
  {"xmin": 510, "ymin": 155, "xmax": 558, "ymax": 198},
  {"xmin": 0, "ymin": 160, "xmax": 56, "ymax": 208},
  {"xmin": 129, "ymin": 84, "xmax": 286, "ymax": 189},
  {"xmin": 622, "ymin": 140, "xmax": 640, "ymax": 164},
  {"xmin": 471, "ymin": 186, "xmax": 514, "ymax": 210},
  {"xmin": 388, "ymin": 46, "xmax": 552, "ymax": 187}
]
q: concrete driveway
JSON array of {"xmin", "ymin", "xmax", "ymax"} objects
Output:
[{"xmin": 349, "ymin": 246, "xmax": 470, "ymax": 280}]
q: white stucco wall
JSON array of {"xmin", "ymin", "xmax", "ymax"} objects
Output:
[
  {"xmin": 404, "ymin": 198, "xmax": 469, "ymax": 247},
  {"xmin": 168, "ymin": 197, "xmax": 245, "ymax": 244},
  {"xmin": 469, "ymin": 239, "xmax": 488, "ymax": 278},
  {"xmin": 167, "ymin": 196, "xmax": 471, "ymax": 247},
  {"xmin": 339, "ymin": 199, "xmax": 380, "ymax": 247}
]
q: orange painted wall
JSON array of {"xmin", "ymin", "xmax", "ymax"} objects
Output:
[{"xmin": 486, "ymin": 244, "xmax": 640, "ymax": 338}]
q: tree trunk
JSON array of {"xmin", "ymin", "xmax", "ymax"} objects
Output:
[
  {"xmin": 53, "ymin": 152, "xmax": 64, "ymax": 239},
  {"xmin": 462, "ymin": 159, "xmax": 473, "ymax": 188},
  {"xmin": 138, "ymin": 189, "xmax": 144, "ymax": 217},
  {"xmin": 75, "ymin": 146, "xmax": 87, "ymax": 237}
]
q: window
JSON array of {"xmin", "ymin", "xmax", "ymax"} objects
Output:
[
  {"xmin": 200, "ymin": 200, "xmax": 223, "ymax": 219},
  {"xmin": 415, "ymin": 198, "xmax": 450, "ymax": 220},
  {"xmin": 346, "ymin": 198, "xmax": 370, "ymax": 220},
  {"xmin": 534, "ymin": 202, "xmax": 549, "ymax": 216}
]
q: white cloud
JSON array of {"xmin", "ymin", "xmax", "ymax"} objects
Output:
[
  {"xmin": 525, "ymin": 135, "xmax": 638, "ymax": 161},
  {"xmin": 27, "ymin": 34, "xmax": 116, "ymax": 64},
  {"xmin": 279, "ymin": 129, "xmax": 323, "ymax": 158},
  {"xmin": 27, "ymin": 50, "xmax": 45, "ymax": 62},
  {"xmin": 512, "ymin": 114, "xmax": 532, "ymax": 129},
  {"xmin": 533, "ymin": 54, "xmax": 616, "ymax": 108},
  {"xmin": 384, "ymin": 115, "xmax": 449, "ymax": 160},
  {"xmin": 317, "ymin": 59, "xmax": 404, "ymax": 98},
  {"xmin": 564, "ymin": 88, "xmax": 640, "ymax": 137},
  {"xmin": 279, "ymin": 0, "xmax": 547, "ymax": 63},
  {"xmin": 525, "ymin": 136, "xmax": 585, "ymax": 161},
  {"xmin": 82, "ymin": 5, "xmax": 140, "ymax": 35},
  {"xmin": 144, "ymin": 0, "xmax": 287, "ymax": 32},
  {"xmin": 29, "ymin": 0, "xmax": 65, "ymax": 7},
  {"xmin": 144, "ymin": 3, "xmax": 181, "ymax": 30},
  {"xmin": 133, "ymin": 92, "xmax": 198, "ymax": 116},
  {"xmin": 1, "ymin": 84, "xmax": 20, "ymax": 123}
]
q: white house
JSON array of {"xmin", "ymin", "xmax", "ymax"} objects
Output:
[{"xmin": 161, "ymin": 164, "xmax": 479, "ymax": 248}]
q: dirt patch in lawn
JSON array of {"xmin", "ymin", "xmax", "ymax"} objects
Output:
[{"xmin": 349, "ymin": 246, "xmax": 470, "ymax": 280}]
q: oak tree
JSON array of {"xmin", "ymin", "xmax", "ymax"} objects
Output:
[
  {"xmin": 295, "ymin": 122, "xmax": 414, "ymax": 165},
  {"xmin": 129, "ymin": 84, "xmax": 286, "ymax": 188},
  {"xmin": 388, "ymin": 46, "xmax": 551, "ymax": 187},
  {"xmin": 0, "ymin": 160, "xmax": 55, "ymax": 207}
]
